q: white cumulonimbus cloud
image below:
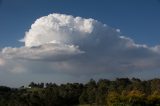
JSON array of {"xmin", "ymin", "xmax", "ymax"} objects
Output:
[{"xmin": 1, "ymin": 13, "xmax": 160, "ymax": 82}]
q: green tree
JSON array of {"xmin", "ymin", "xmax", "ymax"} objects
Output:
[
  {"xmin": 126, "ymin": 90, "xmax": 145, "ymax": 106},
  {"xmin": 86, "ymin": 79, "xmax": 97, "ymax": 106},
  {"xmin": 147, "ymin": 91, "xmax": 160, "ymax": 105},
  {"xmin": 96, "ymin": 79, "xmax": 109, "ymax": 106},
  {"xmin": 107, "ymin": 91, "xmax": 121, "ymax": 106}
]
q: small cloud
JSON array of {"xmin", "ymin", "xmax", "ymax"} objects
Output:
[
  {"xmin": 116, "ymin": 28, "xmax": 121, "ymax": 32},
  {"xmin": 19, "ymin": 38, "xmax": 25, "ymax": 42}
]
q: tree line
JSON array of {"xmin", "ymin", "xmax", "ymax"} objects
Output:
[{"xmin": 0, "ymin": 78, "xmax": 160, "ymax": 106}]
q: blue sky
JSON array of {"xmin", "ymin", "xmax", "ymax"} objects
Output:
[
  {"xmin": 0, "ymin": 0, "xmax": 160, "ymax": 47},
  {"xmin": 1, "ymin": 0, "xmax": 160, "ymax": 87}
]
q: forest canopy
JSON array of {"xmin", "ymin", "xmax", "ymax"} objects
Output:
[{"xmin": 0, "ymin": 78, "xmax": 160, "ymax": 106}]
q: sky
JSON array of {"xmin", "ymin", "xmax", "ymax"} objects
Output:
[{"xmin": 0, "ymin": 0, "xmax": 160, "ymax": 87}]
